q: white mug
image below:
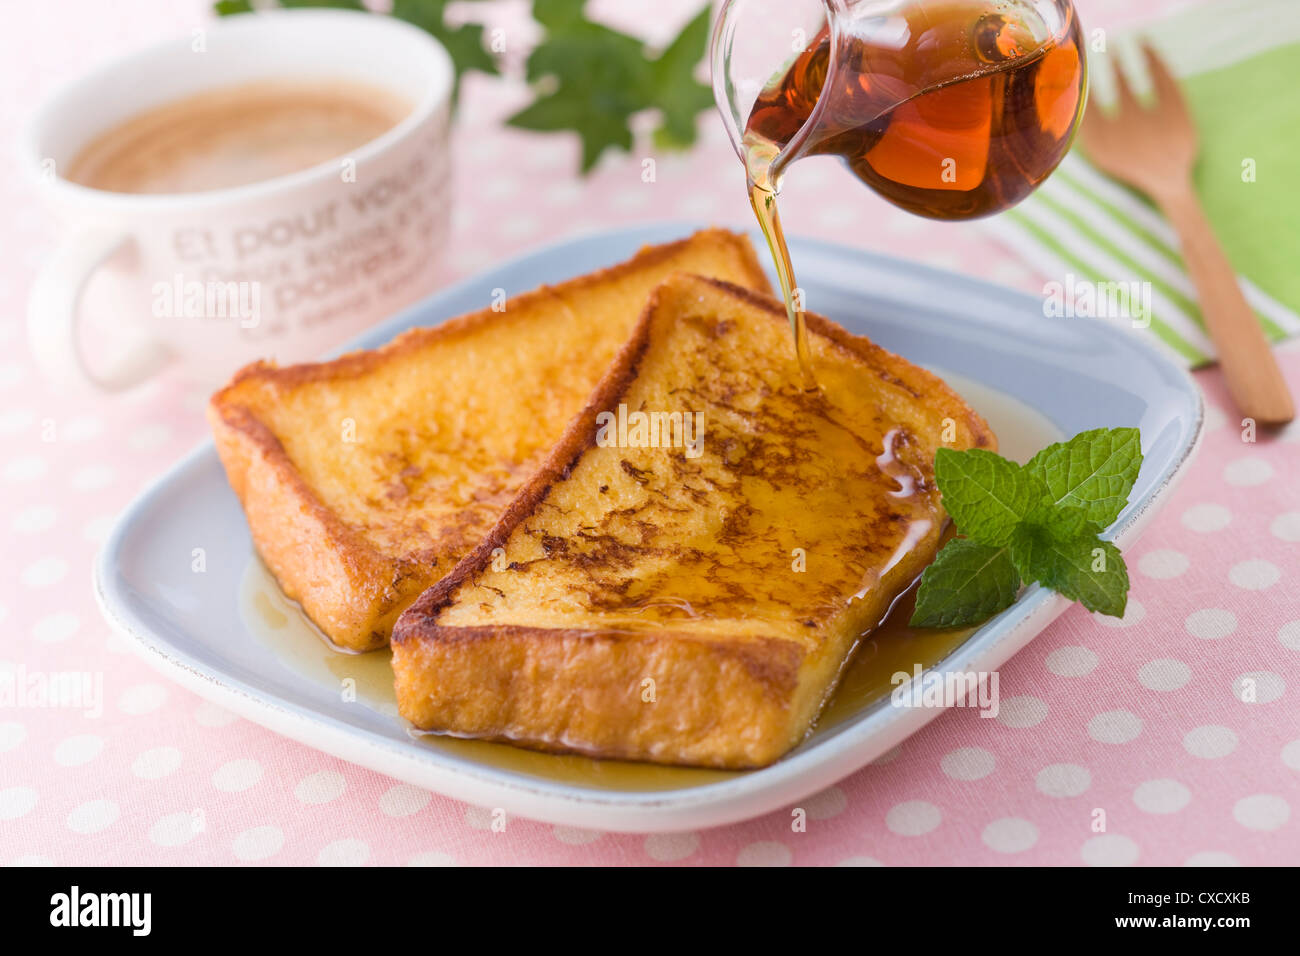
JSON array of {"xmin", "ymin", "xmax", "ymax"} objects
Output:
[{"xmin": 23, "ymin": 9, "xmax": 454, "ymax": 391}]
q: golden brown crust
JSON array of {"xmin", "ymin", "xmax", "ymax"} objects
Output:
[
  {"xmin": 210, "ymin": 230, "xmax": 774, "ymax": 651},
  {"xmin": 392, "ymin": 274, "xmax": 995, "ymax": 768}
]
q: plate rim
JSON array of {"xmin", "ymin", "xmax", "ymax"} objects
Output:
[{"xmin": 93, "ymin": 222, "xmax": 1205, "ymax": 832}]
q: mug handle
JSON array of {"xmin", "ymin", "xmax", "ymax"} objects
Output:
[{"xmin": 27, "ymin": 225, "xmax": 170, "ymax": 391}]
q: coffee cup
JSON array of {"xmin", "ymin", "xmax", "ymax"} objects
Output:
[{"xmin": 23, "ymin": 9, "xmax": 453, "ymax": 391}]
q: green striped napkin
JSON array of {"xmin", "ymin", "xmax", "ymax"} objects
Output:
[{"xmin": 983, "ymin": 0, "xmax": 1300, "ymax": 367}]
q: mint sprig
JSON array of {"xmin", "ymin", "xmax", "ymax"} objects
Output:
[{"xmin": 911, "ymin": 427, "xmax": 1142, "ymax": 628}]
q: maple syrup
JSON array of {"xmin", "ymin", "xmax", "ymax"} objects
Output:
[{"xmin": 742, "ymin": 0, "xmax": 1086, "ymax": 379}]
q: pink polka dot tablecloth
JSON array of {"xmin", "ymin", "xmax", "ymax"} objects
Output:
[{"xmin": 2, "ymin": 0, "xmax": 1297, "ymax": 866}]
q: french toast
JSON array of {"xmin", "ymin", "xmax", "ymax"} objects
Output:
[
  {"xmin": 209, "ymin": 231, "xmax": 771, "ymax": 651},
  {"xmin": 391, "ymin": 274, "xmax": 996, "ymax": 768}
]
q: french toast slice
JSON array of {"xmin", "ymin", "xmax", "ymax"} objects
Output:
[
  {"xmin": 209, "ymin": 231, "xmax": 771, "ymax": 651},
  {"xmin": 392, "ymin": 274, "xmax": 995, "ymax": 768}
]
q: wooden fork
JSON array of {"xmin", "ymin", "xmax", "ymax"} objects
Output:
[{"xmin": 1080, "ymin": 42, "xmax": 1294, "ymax": 425}]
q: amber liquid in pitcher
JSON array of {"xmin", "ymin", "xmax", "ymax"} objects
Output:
[{"xmin": 743, "ymin": 0, "xmax": 1086, "ymax": 379}]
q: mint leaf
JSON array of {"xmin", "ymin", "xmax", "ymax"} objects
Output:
[
  {"xmin": 910, "ymin": 539, "xmax": 1021, "ymax": 628},
  {"xmin": 1024, "ymin": 500, "xmax": 1096, "ymax": 540},
  {"xmin": 1025, "ymin": 427, "xmax": 1142, "ymax": 528},
  {"xmin": 1009, "ymin": 526, "xmax": 1129, "ymax": 617},
  {"xmin": 934, "ymin": 448, "xmax": 1047, "ymax": 546}
]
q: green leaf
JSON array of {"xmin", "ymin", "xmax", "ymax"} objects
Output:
[
  {"xmin": 213, "ymin": 0, "xmax": 254, "ymax": 13},
  {"xmin": 508, "ymin": 5, "xmax": 653, "ymax": 171},
  {"xmin": 1024, "ymin": 427, "xmax": 1143, "ymax": 528},
  {"xmin": 646, "ymin": 4, "xmax": 714, "ymax": 150},
  {"xmin": 1009, "ymin": 526, "xmax": 1129, "ymax": 617},
  {"xmin": 934, "ymin": 447, "xmax": 1047, "ymax": 547},
  {"xmin": 910, "ymin": 539, "xmax": 1021, "ymax": 628},
  {"xmin": 391, "ymin": 0, "xmax": 500, "ymax": 102}
]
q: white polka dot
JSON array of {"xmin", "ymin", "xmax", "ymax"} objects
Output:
[
  {"xmin": 1233, "ymin": 794, "xmax": 1290, "ymax": 831},
  {"xmin": 4, "ymin": 456, "xmax": 47, "ymax": 482},
  {"xmin": 0, "ymin": 722, "xmax": 25, "ymax": 753},
  {"xmin": 1186, "ymin": 851, "xmax": 1239, "ymax": 867},
  {"xmin": 318, "ymin": 838, "xmax": 370, "ymax": 866},
  {"xmin": 886, "ymin": 800, "xmax": 942, "ymax": 836},
  {"xmin": 62, "ymin": 417, "xmax": 103, "ymax": 441},
  {"xmin": 212, "ymin": 758, "xmax": 262, "ymax": 792},
  {"xmin": 21, "ymin": 557, "xmax": 66, "ymax": 589},
  {"xmin": 1280, "ymin": 620, "xmax": 1300, "ymax": 651},
  {"xmin": 1203, "ymin": 404, "xmax": 1227, "ymax": 431},
  {"xmin": 407, "ymin": 852, "xmax": 457, "ymax": 866},
  {"xmin": 129, "ymin": 423, "xmax": 173, "ymax": 450},
  {"xmin": 1134, "ymin": 779, "xmax": 1191, "ymax": 814},
  {"xmin": 67, "ymin": 800, "xmax": 118, "ymax": 834},
  {"xmin": 0, "ymin": 787, "xmax": 38, "ymax": 820},
  {"xmin": 982, "ymin": 817, "xmax": 1038, "ymax": 854},
  {"xmin": 118, "ymin": 683, "xmax": 167, "ymax": 715},
  {"xmin": 1095, "ymin": 597, "xmax": 1145, "ymax": 628},
  {"xmin": 1223, "ymin": 457, "xmax": 1273, "ymax": 486},
  {"xmin": 552, "ymin": 826, "xmax": 601, "ymax": 846},
  {"xmin": 997, "ymin": 695, "xmax": 1049, "ymax": 728},
  {"xmin": 1081, "ymin": 834, "xmax": 1139, "ymax": 866},
  {"xmin": 150, "ymin": 812, "xmax": 199, "ymax": 847},
  {"xmin": 11, "ymin": 506, "xmax": 57, "ymax": 534},
  {"xmin": 737, "ymin": 841, "xmax": 792, "ymax": 866},
  {"xmin": 1282, "ymin": 739, "xmax": 1300, "ymax": 771},
  {"xmin": 0, "ymin": 408, "xmax": 34, "ymax": 435},
  {"xmin": 1138, "ymin": 658, "xmax": 1191, "ymax": 692},
  {"xmin": 193, "ymin": 701, "xmax": 237, "ymax": 727},
  {"xmin": 69, "ymin": 465, "xmax": 114, "ymax": 491},
  {"xmin": 1036, "ymin": 763, "xmax": 1091, "ymax": 797},
  {"xmin": 645, "ymin": 832, "xmax": 700, "ymax": 862},
  {"xmin": 803, "ymin": 786, "xmax": 848, "ymax": 819},
  {"xmin": 1181, "ymin": 503, "xmax": 1231, "ymax": 532},
  {"xmin": 32, "ymin": 612, "xmax": 78, "ymax": 644},
  {"xmin": 1046, "ymin": 645, "xmax": 1099, "ymax": 677},
  {"xmin": 379, "ymin": 784, "xmax": 430, "ymax": 818},
  {"xmin": 940, "ymin": 747, "xmax": 995, "ymax": 781},
  {"xmin": 233, "ymin": 826, "xmax": 283, "ymax": 861},
  {"xmin": 464, "ymin": 806, "xmax": 496, "ymax": 830},
  {"xmin": 1185, "ymin": 608, "xmax": 1236, "ymax": 640},
  {"xmin": 132, "ymin": 746, "xmax": 181, "ymax": 779},
  {"xmin": 1088, "ymin": 709, "xmax": 1142, "ymax": 744},
  {"xmin": 53, "ymin": 734, "xmax": 103, "ymax": 767},
  {"xmin": 295, "ymin": 770, "xmax": 345, "ymax": 805},
  {"xmin": 1270, "ymin": 512, "xmax": 1300, "ymax": 542},
  {"xmin": 1229, "ymin": 559, "xmax": 1280, "ymax": 590},
  {"xmin": 836, "ymin": 856, "xmax": 886, "ymax": 866},
  {"xmin": 82, "ymin": 515, "xmax": 113, "ymax": 544},
  {"xmin": 6, "ymin": 856, "xmax": 53, "ymax": 867},
  {"xmin": 1184, "ymin": 724, "xmax": 1238, "ymax": 759},
  {"xmin": 1138, "ymin": 549, "xmax": 1189, "ymax": 579},
  {"xmin": 1233, "ymin": 670, "xmax": 1284, "ymax": 704}
]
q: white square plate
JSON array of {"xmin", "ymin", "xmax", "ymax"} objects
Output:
[{"xmin": 95, "ymin": 224, "xmax": 1203, "ymax": 832}]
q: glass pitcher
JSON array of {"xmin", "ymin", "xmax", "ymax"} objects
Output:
[{"xmin": 711, "ymin": 0, "xmax": 1088, "ymax": 219}]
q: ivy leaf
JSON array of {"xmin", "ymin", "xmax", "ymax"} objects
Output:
[
  {"xmin": 647, "ymin": 4, "xmax": 715, "ymax": 150},
  {"xmin": 910, "ymin": 539, "xmax": 1021, "ymax": 629},
  {"xmin": 510, "ymin": 1, "xmax": 653, "ymax": 171},
  {"xmin": 391, "ymin": 0, "xmax": 500, "ymax": 102}
]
